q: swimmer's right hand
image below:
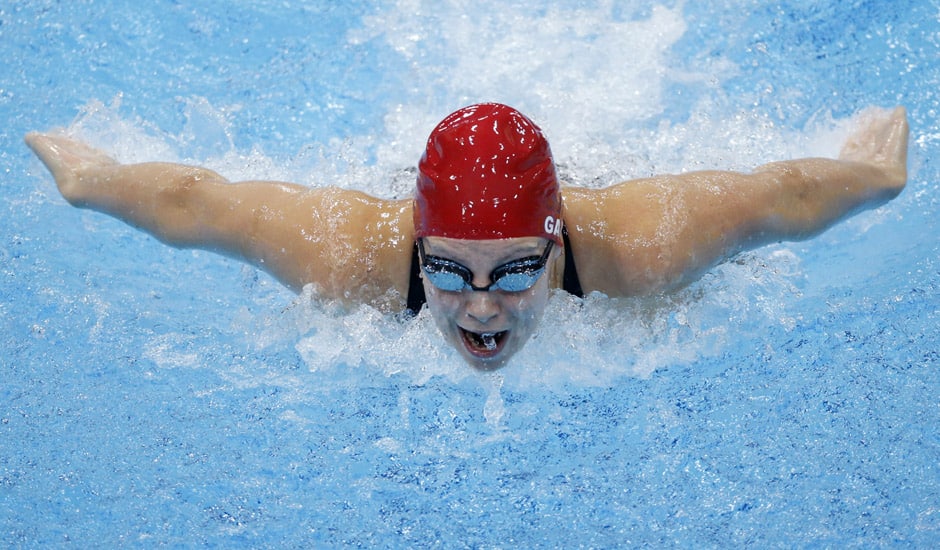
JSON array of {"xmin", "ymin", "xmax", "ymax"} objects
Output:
[{"xmin": 25, "ymin": 132, "xmax": 118, "ymax": 205}]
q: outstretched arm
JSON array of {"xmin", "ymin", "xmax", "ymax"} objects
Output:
[
  {"xmin": 25, "ymin": 133, "xmax": 414, "ymax": 309},
  {"xmin": 564, "ymin": 106, "xmax": 909, "ymax": 296}
]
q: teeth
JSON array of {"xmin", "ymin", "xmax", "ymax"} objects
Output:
[
  {"xmin": 481, "ymin": 333, "xmax": 497, "ymax": 351},
  {"xmin": 465, "ymin": 330, "xmax": 502, "ymax": 352}
]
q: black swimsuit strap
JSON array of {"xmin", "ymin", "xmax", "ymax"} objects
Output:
[
  {"xmin": 404, "ymin": 228, "xmax": 584, "ymax": 316},
  {"xmin": 405, "ymin": 240, "xmax": 427, "ymax": 316},
  {"xmin": 561, "ymin": 225, "xmax": 584, "ymax": 298}
]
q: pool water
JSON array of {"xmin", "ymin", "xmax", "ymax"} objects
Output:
[{"xmin": 2, "ymin": 0, "xmax": 938, "ymax": 546}]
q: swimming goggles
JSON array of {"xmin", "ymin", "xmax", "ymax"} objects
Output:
[{"xmin": 418, "ymin": 239, "xmax": 554, "ymax": 293}]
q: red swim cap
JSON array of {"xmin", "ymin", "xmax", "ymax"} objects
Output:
[{"xmin": 414, "ymin": 103, "xmax": 563, "ymax": 244}]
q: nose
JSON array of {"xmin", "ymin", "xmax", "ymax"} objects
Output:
[{"xmin": 464, "ymin": 290, "xmax": 500, "ymax": 324}]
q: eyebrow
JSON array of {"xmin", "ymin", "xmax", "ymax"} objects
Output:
[{"xmin": 423, "ymin": 241, "xmax": 546, "ymax": 265}]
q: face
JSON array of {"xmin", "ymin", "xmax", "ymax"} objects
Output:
[{"xmin": 420, "ymin": 236, "xmax": 558, "ymax": 370}]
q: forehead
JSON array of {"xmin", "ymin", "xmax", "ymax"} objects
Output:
[{"xmin": 423, "ymin": 236, "xmax": 546, "ymax": 264}]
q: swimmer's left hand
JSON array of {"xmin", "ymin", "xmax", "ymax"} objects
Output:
[{"xmin": 838, "ymin": 106, "xmax": 909, "ymax": 193}]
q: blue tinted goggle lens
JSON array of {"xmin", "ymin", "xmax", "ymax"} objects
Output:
[{"xmin": 418, "ymin": 239, "xmax": 553, "ymax": 293}]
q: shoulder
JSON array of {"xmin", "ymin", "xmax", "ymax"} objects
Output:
[
  {"xmin": 559, "ymin": 180, "xmax": 690, "ymax": 296},
  {"xmin": 332, "ymin": 192, "xmax": 416, "ymax": 308},
  {"xmin": 288, "ymin": 187, "xmax": 416, "ymax": 310}
]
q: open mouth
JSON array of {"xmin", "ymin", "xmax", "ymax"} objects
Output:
[{"xmin": 460, "ymin": 328, "xmax": 508, "ymax": 357}]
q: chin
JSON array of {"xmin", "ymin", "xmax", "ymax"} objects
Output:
[{"xmin": 461, "ymin": 352, "xmax": 512, "ymax": 371}]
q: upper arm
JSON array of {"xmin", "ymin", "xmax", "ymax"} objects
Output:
[
  {"xmin": 562, "ymin": 170, "xmax": 792, "ymax": 296},
  {"xmin": 202, "ymin": 182, "xmax": 415, "ymax": 309},
  {"xmin": 170, "ymin": 180, "xmax": 413, "ymax": 309}
]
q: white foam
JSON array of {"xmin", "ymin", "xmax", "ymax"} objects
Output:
[
  {"xmin": 350, "ymin": 1, "xmax": 814, "ymax": 187},
  {"xmin": 68, "ymin": 95, "xmax": 180, "ymax": 164}
]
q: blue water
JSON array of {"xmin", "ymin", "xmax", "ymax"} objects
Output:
[{"xmin": 2, "ymin": 0, "xmax": 939, "ymax": 546}]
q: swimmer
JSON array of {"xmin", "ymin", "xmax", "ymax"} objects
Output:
[{"xmin": 25, "ymin": 103, "xmax": 909, "ymax": 369}]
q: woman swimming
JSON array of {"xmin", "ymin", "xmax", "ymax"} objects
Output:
[{"xmin": 25, "ymin": 103, "xmax": 909, "ymax": 369}]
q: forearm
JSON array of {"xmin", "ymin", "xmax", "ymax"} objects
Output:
[
  {"xmin": 660, "ymin": 156, "xmax": 905, "ymax": 288},
  {"xmin": 575, "ymin": 156, "xmax": 905, "ymax": 296},
  {"xmin": 672, "ymin": 156, "xmax": 905, "ymax": 270},
  {"xmin": 69, "ymin": 161, "xmax": 307, "ymax": 252},
  {"xmin": 566, "ymin": 107, "xmax": 908, "ymax": 297},
  {"xmin": 70, "ymin": 162, "xmax": 219, "ymax": 243},
  {"xmin": 752, "ymin": 156, "xmax": 905, "ymax": 242},
  {"xmin": 752, "ymin": 106, "xmax": 908, "ymax": 242}
]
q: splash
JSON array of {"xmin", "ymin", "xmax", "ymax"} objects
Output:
[
  {"xmin": 349, "ymin": 0, "xmax": 818, "ymax": 188},
  {"xmin": 245, "ymin": 246, "xmax": 803, "ymax": 397}
]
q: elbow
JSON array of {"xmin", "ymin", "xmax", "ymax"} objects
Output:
[
  {"xmin": 149, "ymin": 170, "xmax": 216, "ymax": 245},
  {"xmin": 599, "ymin": 241, "xmax": 695, "ymax": 296},
  {"xmin": 157, "ymin": 169, "xmax": 203, "ymax": 209}
]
